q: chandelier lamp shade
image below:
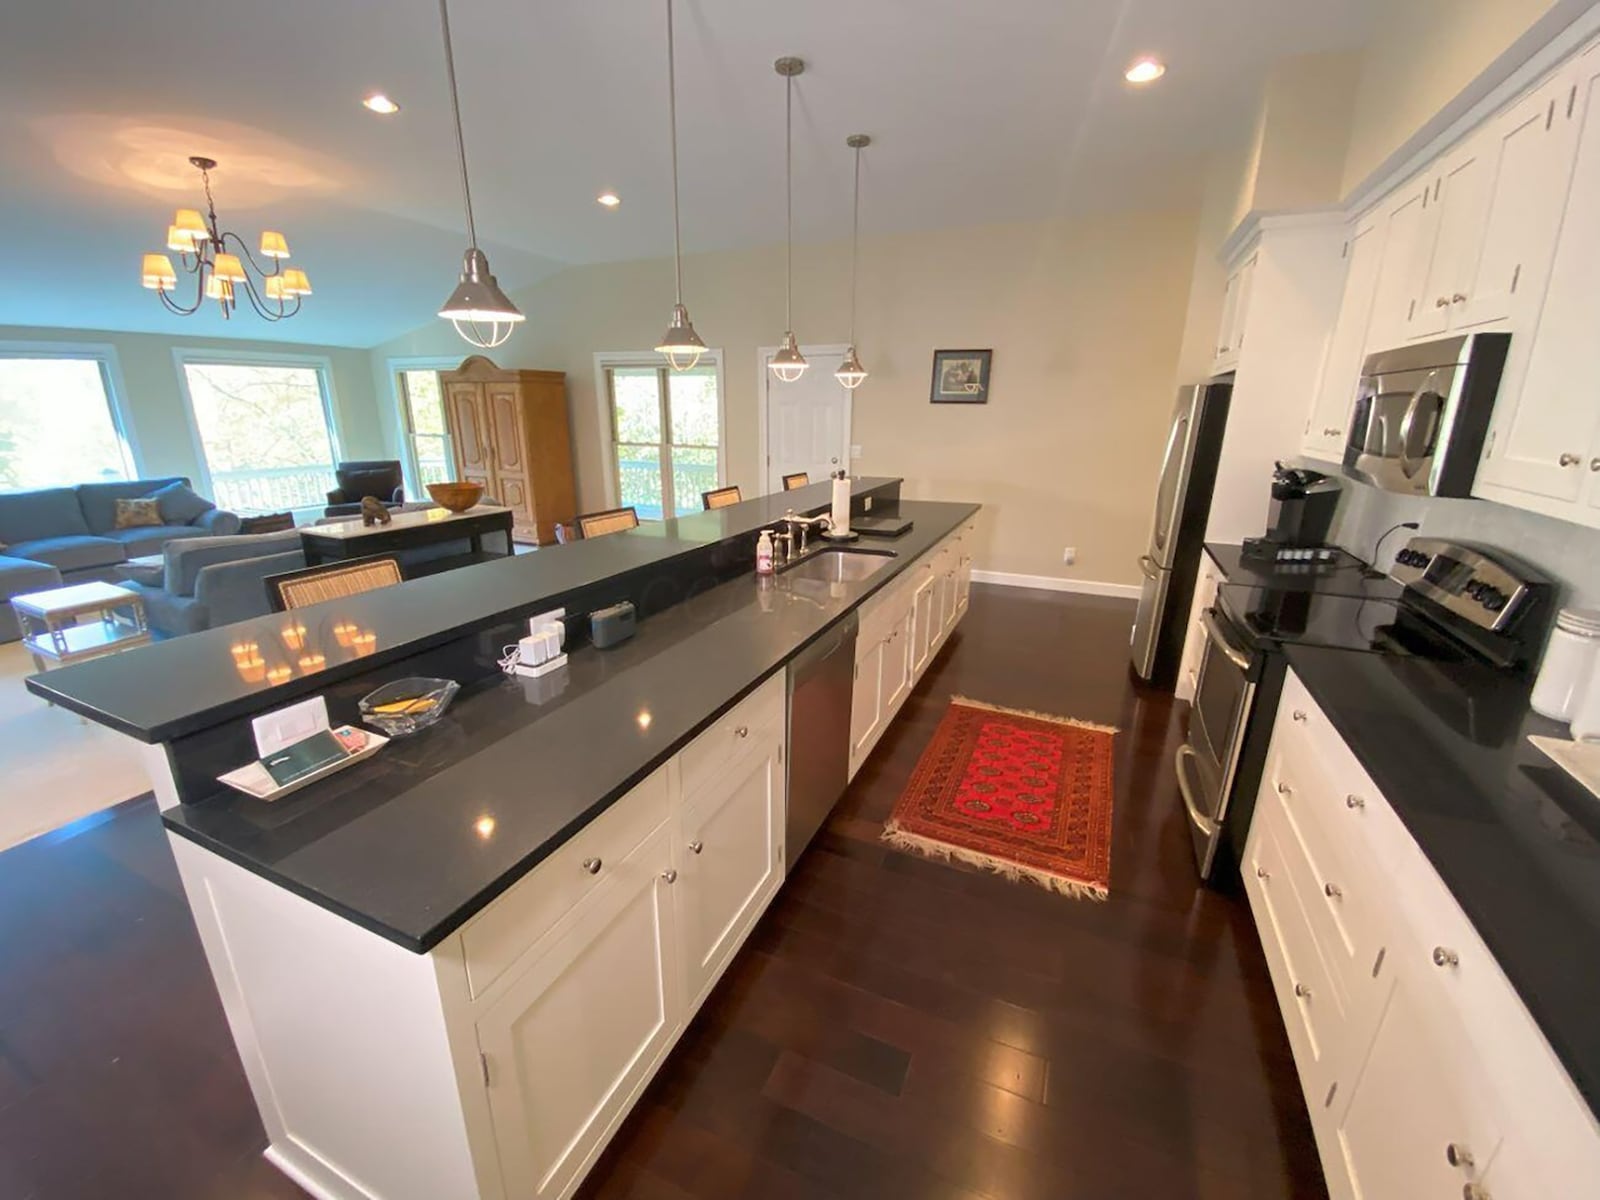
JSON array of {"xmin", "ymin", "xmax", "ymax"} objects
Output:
[
  {"xmin": 434, "ymin": 0, "xmax": 524, "ymax": 350},
  {"xmin": 768, "ymin": 56, "xmax": 807, "ymax": 384},
  {"xmin": 139, "ymin": 156, "xmax": 309, "ymax": 322},
  {"xmin": 835, "ymin": 134, "xmax": 871, "ymax": 389},
  {"xmin": 654, "ymin": 0, "xmax": 707, "ymax": 371}
]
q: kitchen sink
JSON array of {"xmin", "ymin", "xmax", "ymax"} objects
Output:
[{"xmin": 781, "ymin": 549, "xmax": 895, "ymax": 584}]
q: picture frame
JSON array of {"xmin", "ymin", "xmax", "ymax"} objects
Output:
[{"xmin": 930, "ymin": 349, "xmax": 992, "ymax": 404}]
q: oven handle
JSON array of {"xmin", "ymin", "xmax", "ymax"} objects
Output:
[
  {"xmin": 1175, "ymin": 744, "xmax": 1216, "ymax": 834},
  {"xmin": 1200, "ymin": 608, "xmax": 1251, "ymax": 671}
]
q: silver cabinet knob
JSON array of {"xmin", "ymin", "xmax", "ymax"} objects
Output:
[
  {"xmin": 1560, "ymin": 453, "xmax": 1582, "ymax": 467},
  {"xmin": 1276, "ymin": 781, "xmax": 1292, "ymax": 797},
  {"xmin": 1463, "ymin": 1185, "xmax": 1491, "ymax": 1200},
  {"xmin": 1433, "ymin": 946, "xmax": 1460, "ymax": 968},
  {"xmin": 1452, "ymin": 292, "xmax": 1467, "ymax": 304},
  {"xmin": 1294, "ymin": 982, "xmax": 1312, "ymax": 999},
  {"xmin": 688, "ymin": 840, "xmax": 704, "ymax": 855},
  {"xmin": 661, "ymin": 868, "xmax": 678, "ymax": 884},
  {"xmin": 735, "ymin": 725, "xmax": 749, "ymax": 738},
  {"xmin": 1445, "ymin": 1143, "xmax": 1475, "ymax": 1168},
  {"xmin": 1291, "ymin": 710, "xmax": 1308, "ymax": 723},
  {"xmin": 1255, "ymin": 866, "xmax": 1270, "ymax": 880},
  {"xmin": 1345, "ymin": 794, "xmax": 1365, "ymax": 810},
  {"xmin": 1435, "ymin": 297, "xmax": 1450, "ymax": 308},
  {"xmin": 1324, "ymin": 882, "xmax": 1342, "ymax": 899},
  {"xmin": 581, "ymin": 857, "xmax": 602, "ymax": 875},
  {"xmin": 1590, "ymin": 458, "xmax": 1600, "ymax": 472}
]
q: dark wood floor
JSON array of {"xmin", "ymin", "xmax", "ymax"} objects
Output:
[{"xmin": 0, "ymin": 585, "xmax": 1326, "ymax": 1199}]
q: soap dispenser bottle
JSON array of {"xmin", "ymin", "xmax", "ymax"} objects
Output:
[{"xmin": 756, "ymin": 529, "xmax": 774, "ymax": 576}]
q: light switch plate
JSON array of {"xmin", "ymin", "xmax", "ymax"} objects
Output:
[{"xmin": 850, "ymin": 444, "xmax": 862, "ymax": 459}]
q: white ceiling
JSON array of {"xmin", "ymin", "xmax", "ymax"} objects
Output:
[{"xmin": 0, "ymin": 0, "xmax": 1385, "ymax": 348}]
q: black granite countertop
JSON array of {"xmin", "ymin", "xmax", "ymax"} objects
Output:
[
  {"xmin": 25, "ymin": 477, "xmax": 900, "ymax": 743},
  {"xmin": 1205, "ymin": 541, "xmax": 1384, "ymax": 592},
  {"xmin": 160, "ymin": 499, "xmax": 979, "ymax": 954},
  {"xmin": 1284, "ymin": 645, "xmax": 1600, "ymax": 1118}
]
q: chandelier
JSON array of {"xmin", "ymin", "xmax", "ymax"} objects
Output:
[{"xmin": 139, "ymin": 156, "xmax": 310, "ymax": 321}]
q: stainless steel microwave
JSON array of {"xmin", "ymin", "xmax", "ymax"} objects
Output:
[{"xmin": 1342, "ymin": 333, "xmax": 1510, "ymax": 497}]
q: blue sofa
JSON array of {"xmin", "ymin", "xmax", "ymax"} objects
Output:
[
  {"xmin": 121, "ymin": 531, "xmax": 305, "ymax": 639},
  {"xmin": 0, "ymin": 477, "xmax": 240, "ymax": 641}
]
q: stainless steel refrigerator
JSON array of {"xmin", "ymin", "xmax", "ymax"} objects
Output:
[{"xmin": 1130, "ymin": 379, "xmax": 1233, "ymax": 687}]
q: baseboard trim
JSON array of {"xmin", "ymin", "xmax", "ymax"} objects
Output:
[{"xmin": 970, "ymin": 570, "xmax": 1141, "ymax": 600}]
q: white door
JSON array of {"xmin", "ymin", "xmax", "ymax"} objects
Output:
[
  {"xmin": 761, "ymin": 345, "xmax": 851, "ymax": 493},
  {"xmin": 477, "ymin": 823, "xmax": 680, "ymax": 1200},
  {"xmin": 1481, "ymin": 51, "xmax": 1600, "ymax": 507},
  {"xmin": 1304, "ymin": 213, "xmax": 1386, "ymax": 460},
  {"xmin": 675, "ymin": 734, "xmax": 783, "ymax": 1009}
]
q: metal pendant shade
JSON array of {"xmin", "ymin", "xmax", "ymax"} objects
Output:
[
  {"xmin": 655, "ymin": 0, "xmax": 706, "ymax": 371},
  {"xmin": 769, "ymin": 56, "xmax": 807, "ymax": 382},
  {"xmin": 835, "ymin": 133, "xmax": 871, "ymax": 389},
  {"xmin": 435, "ymin": 0, "xmax": 524, "ymax": 350}
]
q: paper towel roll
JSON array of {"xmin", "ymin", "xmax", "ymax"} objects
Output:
[{"xmin": 830, "ymin": 475, "xmax": 851, "ymax": 534}]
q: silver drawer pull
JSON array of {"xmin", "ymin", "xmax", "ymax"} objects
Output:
[
  {"xmin": 1432, "ymin": 946, "xmax": 1460, "ymax": 968},
  {"xmin": 1255, "ymin": 866, "xmax": 1270, "ymax": 881},
  {"xmin": 735, "ymin": 725, "xmax": 749, "ymax": 738},
  {"xmin": 688, "ymin": 840, "xmax": 704, "ymax": 854},
  {"xmin": 1294, "ymin": 982, "xmax": 1312, "ymax": 999},
  {"xmin": 581, "ymin": 857, "xmax": 602, "ymax": 875},
  {"xmin": 1276, "ymin": 781, "xmax": 1292, "ymax": 797},
  {"xmin": 1435, "ymin": 296, "xmax": 1450, "ymax": 308},
  {"xmin": 1445, "ymin": 1143, "xmax": 1475, "ymax": 1168},
  {"xmin": 661, "ymin": 869, "xmax": 678, "ymax": 884},
  {"xmin": 1324, "ymin": 882, "xmax": 1342, "ymax": 899},
  {"xmin": 1451, "ymin": 292, "xmax": 1467, "ymax": 304},
  {"xmin": 1345, "ymin": 794, "xmax": 1365, "ymax": 810},
  {"xmin": 1291, "ymin": 710, "xmax": 1307, "ymax": 723},
  {"xmin": 1560, "ymin": 453, "xmax": 1581, "ymax": 467}
]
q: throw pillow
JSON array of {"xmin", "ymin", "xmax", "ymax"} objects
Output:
[
  {"xmin": 151, "ymin": 480, "xmax": 215, "ymax": 525},
  {"xmin": 114, "ymin": 498, "xmax": 163, "ymax": 529}
]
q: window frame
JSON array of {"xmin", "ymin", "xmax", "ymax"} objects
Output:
[
  {"xmin": 385, "ymin": 355, "xmax": 460, "ymax": 498},
  {"xmin": 0, "ymin": 340, "xmax": 142, "ymax": 488},
  {"xmin": 172, "ymin": 347, "xmax": 344, "ymax": 513},
  {"xmin": 592, "ymin": 349, "xmax": 726, "ymax": 517}
]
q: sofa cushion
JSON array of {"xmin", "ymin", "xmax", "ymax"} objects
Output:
[
  {"xmin": 114, "ymin": 498, "xmax": 163, "ymax": 528},
  {"xmin": 150, "ymin": 480, "xmax": 214, "ymax": 525},
  {"xmin": 0, "ymin": 487, "xmax": 91, "ymax": 544},
  {"xmin": 164, "ymin": 530, "xmax": 302, "ymax": 597},
  {"xmin": 76, "ymin": 477, "xmax": 188, "ymax": 534},
  {"xmin": 5, "ymin": 535, "xmax": 125, "ymax": 573},
  {"xmin": 105, "ymin": 525, "xmax": 207, "ymax": 558},
  {"xmin": 0, "ymin": 555, "xmax": 64, "ymax": 593}
]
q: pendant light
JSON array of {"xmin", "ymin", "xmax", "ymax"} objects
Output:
[
  {"xmin": 654, "ymin": 0, "xmax": 707, "ymax": 371},
  {"xmin": 835, "ymin": 134, "xmax": 871, "ymax": 389},
  {"xmin": 768, "ymin": 56, "xmax": 808, "ymax": 383},
  {"xmin": 435, "ymin": 0, "xmax": 524, "ymax": 350}
]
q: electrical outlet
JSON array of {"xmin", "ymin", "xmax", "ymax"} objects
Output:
[
  {"xmin": 863, "ymin": 496, "xmax": 873, "ymax": 512},
  {"xmin": 850, "ymin": 444, "xmax": 862, "ymax": 459},
  {"xmin": 1062, "ymin": 547, "xmax": 1077, "ymax": 565}
]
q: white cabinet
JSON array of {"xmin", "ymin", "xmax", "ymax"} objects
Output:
[
  {"xmin": 849, "ymin": 632, "xmax": 884, "ymax": 768},
  {"xmin": 1407, "ymin": 134, "xmax": 1494, "ymax": 340},
  {"xmin": 1303, "ymin": 213, "xmax": 1386, "ymax": 460},
  {"xmin": 674, "ymin": 727, "xmax": 783, "ymax": 1009},
  {"xmin": 882, "ymin": 607, "xmax": 912, "ymax": 718},
  {"xmin": 477, "ymin": 822, "xmax": 681, "ymax": 1200},
  {"xmin": 1365, "ymin": 179, "xmax": 1433, "ymax": 352},
  {"xmin": 1212, "ymin": 252, "xmax": 1258, "ymax": 373},
  {"xmin": 911, "ymin": 567, "xmax": 938, "ymax": 677},
  {"xmin": 1478, "ymin": 48, "xmax": 1600, "ymax": 518}
]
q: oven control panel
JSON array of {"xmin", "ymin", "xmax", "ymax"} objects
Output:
[{"xmin": 1389, "ymin": 537, "xmax": 1538, "ymax": 633}]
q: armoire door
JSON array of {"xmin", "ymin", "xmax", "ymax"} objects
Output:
[
  {"xmin": 446, "ymin": 383, "xmax": 494, "ymax": 496},
  {"xmin": 485, "ymin": 382, "xmax": 535, "ymax": 538}
]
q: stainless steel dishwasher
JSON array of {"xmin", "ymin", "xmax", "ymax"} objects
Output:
[{"xmin": 785, "ymin": 610, "xmax": 858, "ymax": 870}]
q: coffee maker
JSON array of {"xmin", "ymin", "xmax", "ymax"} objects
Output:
[{"xmin": 1241, "ymin": 462, "xmax": 1341, "ymax": 564}]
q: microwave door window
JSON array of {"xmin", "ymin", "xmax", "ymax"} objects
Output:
[{"xmin": 1400, "ymin": 389, "xmax": 1445, "ymax": 480}]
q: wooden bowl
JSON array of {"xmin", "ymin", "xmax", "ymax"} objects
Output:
[{"xmin": 426, "ymin": 482, "xmax": 484, "ymax": 513}]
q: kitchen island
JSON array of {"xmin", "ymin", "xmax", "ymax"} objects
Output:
[{"xmin": 29, "ymin": 482, "xmax": 980, "ymax": 1200}]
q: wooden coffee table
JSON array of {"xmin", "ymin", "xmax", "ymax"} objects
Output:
[
  {"xmin": 298, "ymin": 504, "xmax": 515, "ymax": 570},
  {"xmin": 11, "ymin": 581, "xmax": 152, "ymax": 672}
]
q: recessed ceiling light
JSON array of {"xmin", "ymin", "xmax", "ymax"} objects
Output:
[
  {"xmin": 1125, "ymin": 57, "xmax": 1165, "ymax": 85},
  {"xmin": 597, "ymin": 192, "xmax": 621, "ymax": 208},
  {"xmin": 363, "ymin": 93, "xmax": 401, "ymax": 114}
]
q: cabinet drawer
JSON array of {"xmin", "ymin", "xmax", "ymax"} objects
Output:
[
  {"xmin": 680, "ymin": 673, "xmax": 784, "ymax": 801},
  {"xmin": 460, "ymin": 763, "xmax": 672, "ymax": 1000}
]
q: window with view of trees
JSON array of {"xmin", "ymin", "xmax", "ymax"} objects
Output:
[
  {"xmin": 396, "ymin": 368, "xmax": 453, "ymax": 493},
  {"xmin": 605, "ymin": 363, "xmax": 720, "ymax": 519},
  {"xmin": 180, "ymin": 359, "xmax": 339, "ymax": 513},
  {"xmin": 0, "ymin": 353, "xmax": 133, "ymax": 492}
]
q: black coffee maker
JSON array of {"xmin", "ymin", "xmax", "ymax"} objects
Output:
[{"xmin": 1241, "ymin": 462, "xmax": 1341, "ymax": 564}]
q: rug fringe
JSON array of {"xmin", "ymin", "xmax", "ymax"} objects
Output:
[
  {"xmin": 882, "ymin": 821, "xmax": 1109, "ymax": 901},
  {"xmin": 949, "ymin": 695, "xmax": 1119, "ymax": 735}
]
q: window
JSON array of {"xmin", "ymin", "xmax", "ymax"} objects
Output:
[
  {"xmin": 179, "ymin": 357, "xmax": 340, "ymax": 513},
  {"xmin": 0, "ymin": 349, "xmax": 133, "ymax": 491},
  {"xmin": 602, "ymin": 361, "xmax": 721, "ymax": 519},
  {"xmin": 395, "ymin": 367, "xmax": 454, "ymax": 494}
]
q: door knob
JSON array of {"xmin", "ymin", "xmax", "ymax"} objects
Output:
[
  {"xmin": 1560, "ymin": 453, "xmax": 1581, "ymax": 467},
  {"xmin": 831, "ymin": 457, "xmax": 839, "ymax": 464},
  {"xmin": 581, "ymin": 857, "xmax": 602, "ymax": 875},
  {"xmin": 1433, "ymin": 946, "xmax": 1460, "ymax": 968},
  {"xmin": 688, "ymin": 840, "xmax": 704, "ymax": 854}
]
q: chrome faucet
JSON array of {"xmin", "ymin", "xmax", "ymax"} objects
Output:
[{"xmin": 780, "ymin": 509, "xmax": 833, "ymax": 557}]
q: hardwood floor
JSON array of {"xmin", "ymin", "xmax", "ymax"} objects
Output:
[{"xmin": 0, "ymin": 585, "xmax": 1325, "ymax": 1199}]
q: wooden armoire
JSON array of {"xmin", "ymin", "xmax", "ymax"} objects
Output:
[{"xmin": 441, "ymin": 356, "xmax": 577, "ymax": 546}]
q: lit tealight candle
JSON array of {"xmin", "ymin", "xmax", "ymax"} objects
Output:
[
  {"xmin": 282, "ymin": 623, "xmax": 307, "ymax": 651},
  {"xmin": 229, "ymin": 640, "xmax": 259, "ymax": 664},
  {"xmin": 333, "ymin": 622, "xmax": 356, "ymax": 648},
  {"xmin": 351, "ymin": 630, "xmax": 377, "ymax": 657},
  {"xmin": 236, "ymin": 656, "xmax": 267, "ymax": 683},
  {"xmin": 298, "ymin": 653, "xmax": 327, "ymax": 675},
  {"xmin": 266, "ymin": 665, "xmax": 293, "ymax": 686}
]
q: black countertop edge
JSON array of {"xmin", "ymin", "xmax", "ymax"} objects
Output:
[
  {"xmin": 160, "ymin": 499, "xmax": 981, "ymax": 954},
  {"xmin": 25, "ymin": 477, "xmax": 902, "ymax": 744},
  {"xmin": 1281, "ymin": 644, "xmax": 1600, "ymax": 1119}
]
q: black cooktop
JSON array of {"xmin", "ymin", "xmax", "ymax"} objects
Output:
[{"xmin": 1216, "ymin": 578, "xmax": 1414, "ymax": 652}]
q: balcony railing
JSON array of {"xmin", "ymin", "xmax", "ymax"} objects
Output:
[{"xmin": 210, "ymin": 466, "xmax": 336, "ymax": 514}]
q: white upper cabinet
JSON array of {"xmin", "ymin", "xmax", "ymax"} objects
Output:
[
  {"xmin": 1364, "ymin": 180, "xmax": 1432, "ymax": 352},
  {"xmin": 1477, "ymin": 47, "xmax": 1600, "ymax": 515},
  {"xmin": 1303, "ymin": 213, "xmax": 1387, "ymax": 460},
  {"xmin": 1212, "ymin": 252, "xmax": 1258, "ymax": 373},
  {"xmin": 1406, "ymin": 134, "xmax": 1494, "ymax": 340}
]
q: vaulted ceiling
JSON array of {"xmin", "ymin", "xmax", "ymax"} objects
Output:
[{"xmin": 0, "ymin": 0, "xmax": 1384, "ymax": 347}]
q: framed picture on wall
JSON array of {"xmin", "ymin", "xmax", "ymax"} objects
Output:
[{"xmin": 930, "ymin": 349, "xmax": 992, "ymax": 404}]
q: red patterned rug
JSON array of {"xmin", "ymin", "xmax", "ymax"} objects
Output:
[{"xmin": 882, "ymin": 697, "xmax": 1116, "ymax": 899}]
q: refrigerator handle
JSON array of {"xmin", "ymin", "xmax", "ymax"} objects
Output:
[
  {"xmin": 1138, "ymin": 555, "xmax": 1159, "ymax": 579},
  {"xmin": 1151, "ymin": 410, "xmax": 1191, "ymax": 555}
]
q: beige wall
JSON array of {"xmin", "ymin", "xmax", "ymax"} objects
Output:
[
  {"xmin": 0, "ymin": 324, "xmax": 387, "ymax": 492},
  {"xmin": 375, "ymin": 208, "xmax": 1200, "ymax": 587}
]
